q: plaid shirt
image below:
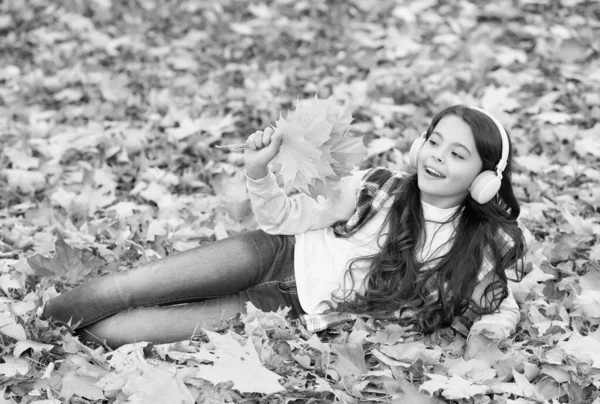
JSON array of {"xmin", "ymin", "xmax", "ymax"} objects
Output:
[{"xmin": 296, "ymin": 167, "xmax": 513, "ymax": 333}]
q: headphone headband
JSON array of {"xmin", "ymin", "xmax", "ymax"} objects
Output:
[{"xmin": 468, "ymin": 106, "xmax": 509, "ymax": 177}]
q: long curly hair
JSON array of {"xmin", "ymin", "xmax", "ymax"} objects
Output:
[{"xmin": 334, "ymin": 105, "xmax": 525, "ymax": 333}]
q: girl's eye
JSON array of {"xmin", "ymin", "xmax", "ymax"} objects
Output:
[
  {"xmin": 452, "ymin": 152, "xmax": 464, "ymax": 159},
  {"xmin": 427, "ymin": 139, "xmax": 438, "ymax": 146}
]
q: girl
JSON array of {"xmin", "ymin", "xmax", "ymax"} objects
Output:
[{"xmin": 42, "ymin": 104, "xmax": 524, "ymax": 352}]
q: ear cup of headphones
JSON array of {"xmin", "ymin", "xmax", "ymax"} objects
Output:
[
  {"xmin": 409, "ymin": 137, "xmax": 426, "ymax": 168},
  {"xmin": 470, "ymin": 171, "xmax": 501, "ymax": 204}
]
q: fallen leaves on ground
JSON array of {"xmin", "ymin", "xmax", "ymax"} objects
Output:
[{"xmin": 1, "ymin": 0, "xmax": 600, "ymax": 402}]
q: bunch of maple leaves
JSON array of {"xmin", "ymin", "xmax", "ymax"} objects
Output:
[
  {"xmin": 270, "ymin": 97, "xmax": 365, "ymax": 198},
  {"xmin": 1, "ymin": 0, "xmax": 600, "ymax": 403}
]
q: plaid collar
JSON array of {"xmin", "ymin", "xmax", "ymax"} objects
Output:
[
  {"xmin": 333, "ymin": 167, "xmax": 404, "ymax": 237},
  {"xmin": 298, "ymin": 167, "xmax": 514, "ymax": 333}
]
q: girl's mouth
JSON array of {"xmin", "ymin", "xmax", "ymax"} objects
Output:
[{"xmin": 425, "ymin": 166, "xmax": 446, "ymax": 179}]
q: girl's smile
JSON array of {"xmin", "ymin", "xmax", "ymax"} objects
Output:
[
  {"xmin": 417, "ymin": 115, "xmax": 483, "ymax": 208},
  {"xmin": 423, "ymin": 165, "xmax": 446, "ymax": 179}
]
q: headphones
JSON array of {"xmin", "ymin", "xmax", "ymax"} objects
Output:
[{"xmin": 408, "ymin": 106, "xmax": 509, "ymax": 204}]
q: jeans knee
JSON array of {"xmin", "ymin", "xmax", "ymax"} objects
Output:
[{"xmin": 42, "ymin": 296, "xmax": 76, "ymax": 325}]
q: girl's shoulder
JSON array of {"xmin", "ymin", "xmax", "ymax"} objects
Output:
[
  {"xmin": 495, "ymin": 227, "xmax": 516, "ymax": 254},
  {"xmin": 478, "ymin": 226, "xmax": 520, "ymax": 281},
  {"xmin": 357, "ymin": 167, "xmax": 408, "ymax": 199},
  {"xmin": 361, "ymin": 167, "xmax": 408, "ymax": 183}
]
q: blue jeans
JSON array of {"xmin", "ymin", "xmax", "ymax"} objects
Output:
[{"xmin": 42, "ymin": 230, "xmax": 303, "ymax": 348}]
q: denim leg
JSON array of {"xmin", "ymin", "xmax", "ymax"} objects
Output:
[
  {"xmin": 80, "ymin": 294, "xmax": 245, "ymax": 348},
  {"xmin": 79, "ymin": 275, "xmax": 304, "ymax": 348},
  {"xmin": 43, "ymin": 230, "xmax": 298, "ymax": 329}
]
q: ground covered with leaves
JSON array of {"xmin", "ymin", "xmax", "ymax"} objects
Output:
[{"xmin": 1, "ymin": 0, "xmax": 600, "ymax": 402}]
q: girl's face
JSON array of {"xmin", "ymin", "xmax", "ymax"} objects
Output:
[{"xmin": 417, "ymin": 115, "xmax": 483, "ymax": 208}]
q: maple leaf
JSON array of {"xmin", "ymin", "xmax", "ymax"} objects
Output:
[
  {"xmin": 270, "ymin": 97, "xmax": 366, "ymax": 198},
  {"xmin": 510, "ymin": 265, "xmax": 555, "ymax": 302},
  {"xmin": 447, "ymin": 358, "xmax": 496, "ymax": 383},
  {"xmin": 326, "ymin": 133, "xmax": 367, "ymax": 177},
  {"xmin": 97, "ymin": 343, "xmax": 194, "ymax": 404},
  {"xmin": 213, "ymin": 171, "xmax": 254, "ymax": 222},
  {"xmin": 543, "ymin": 232, "xmax": 579, "ymax": 262},
  {"xmin": 60, "ymin": 373, "xmax": 106, "ymax": 401},
  {"xmin": 27, "ymin": 237, "xmax": 106, "ymax": 284},
  {"xmin": 420, "ymin": 374, "xmax": 490, "ymax": 400},
  {"xmin": 367, "ymin": 323, "xmax": 413, "ymax": 345},
  {"xmin": 329, "ymin": 342, "xmax": 368, "ymax": 379},
  {"xmin": 380, "ymin": 340, "xmax": 443, "ymax": 366},
  {"xmin": 0, "ymin": 313, "xmax": 26, "ymax": 340},
  {"xmin": 395, "ymin": 377, "xmax": 443, "ymax": 404},
  {"xmin": 3, "ymin": 169, "xmax": 46, "ymax": 193},
  {"xmin": 0, "ymin": 356, "xmax": 29, "ymax": 378},
  {"xmin": 555, "ymin": 333, "xmax": 600, "ymax": 368},
  {"xmin": 167, "ymin": 329, "xmax": 285, "ymax": 394},
  {"xmin": 239, "ymin": 301, "xmax": 291, "ymax": 332},
  {"xmin": 572, "ymin": 289, "xmax": 600, "ymax": 319},
  {"xmin": 13, "ymin": 340, "xmax": 53, "ymax": 359}
]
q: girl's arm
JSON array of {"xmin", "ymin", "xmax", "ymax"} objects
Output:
[
  {"xmin": 243, "ymin": 128, "xmax": 365, "ymax": 235},
  {"xmin": 468, "ymin": 285, "xmax": 520, "ymax": 340},
  {"xmin": 247, "ymin": 170, "xmax": 365, "ymax": 235},
  {"xmin": 465, "ymin": 230, "xmax": 521, "ymax": 353},
  {"xmin": 463, "ymin": 287, "xmax": 519, "ymax": 359}
]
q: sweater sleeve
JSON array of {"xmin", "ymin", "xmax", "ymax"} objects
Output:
[
  {"xmin": 246, "ymin": 170, "xmax": 368, "ymax": 235},
  {"xmin": 468, "ymin": 287, "xmax": 520, "ymax": 340},
  {"xmin": 467, "ymin": 229, "xmax": 520, "ymax": 340}
]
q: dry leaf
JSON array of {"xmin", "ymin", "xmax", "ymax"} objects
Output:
[
  {"xmin": 0, "ymin": 356, "xmax": 29, "ymax": 377},
  {"xmin": 167, "ymin": 330, "xmax": 285, "ymax": 394},
  {"xmin": 0, "ymin": 313, "xmax": 27, "ymax": 340},
  {"xmin": 420, "ymin": 374, "xmax": 490, "ymax": 400},
  {"xmin": 27, "ymin": 237, "xmax": 105, "ymax": 284}
]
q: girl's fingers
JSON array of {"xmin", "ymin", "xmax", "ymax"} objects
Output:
[
  {"xmin": 253, "ymin": 131, "xmax": 264, "ymax": 149},
  {"xmin": 246, "ymin": 132, "xmax": 258, "ymax": 150},
  {"xmin": 271, "ymin": 129, "xmax": 283, "ymax": 147},
  {"xmin": 247, "ymin": 128, "xmax": 278, "ymax": 151},
  {"xmin": 257, "ymin": 128, "xmax": 275, "ymax": 149},
  {"xmin": 263, "ymin": 127, "xmax": 274, "ymax": 144}
]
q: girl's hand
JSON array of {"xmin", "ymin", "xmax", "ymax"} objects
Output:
[{"xmin": 244, "ymin": 127, "xmax": 283, "ymax": 180}]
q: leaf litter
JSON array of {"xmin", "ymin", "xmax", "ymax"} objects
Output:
[{"xmin": 0, "ymin": 0, "xmax": 600, "ymax": 402}]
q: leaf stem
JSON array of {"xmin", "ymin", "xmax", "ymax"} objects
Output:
[{"xmin": 215, "ymin": 143, "xmax": 248, "ymax": 151}]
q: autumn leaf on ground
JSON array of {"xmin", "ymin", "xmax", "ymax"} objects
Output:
[
  {"xmin": 97, "ymin": 343, "xmax": 194, "ymax": 404},
  {"xmin": 447, "ymin": 358, "xmax": 496, "ymax": 383},
  {"xmin": 420, "ymin": 374, "xmax": 490, "ymax": 400},
  {"xmin": 554, "ymin": 332, "xmax": 600, "ymax": 368},
  {"xmin": 27, "ymin": 237, "xmax": 106, "ymax": 284},
  {"xmin": 240, "ymin": 301, "xmax": 291, "ymax": 332},
  {"xmin": 167, "ymin": 329, "xmax": 285, "ymax": 395},
  {"xmin": 329, "ymin": 342, "xmax": 368, "ymax": 380},
  {"xmin": 0, "ymin": 313, "xmax": 27, "ymax": 340},
  {"xmin": 395, "ymin": 377, "xmax": 443, "ymax": 404},
  {"xmin": 380, "ymin": 340, "xmax": 443, "ymax": 366},
  {"xmin": 60, "ymin": 372, "xmax": 106, "ymax": 401},
  {"xmin": 0, "ymin": 356, "xmax": 29, "ymax": 378},
  {"xmin": 270, "ymin": 97, "xmax": 366, "ymax": 198},
  {"xmin": 3, "ymin": 0, "xmax": 600, "ymax": 402},
  {"xmin": 3, "ymin": 169, "xmax": 46, "ymax": 194}
]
